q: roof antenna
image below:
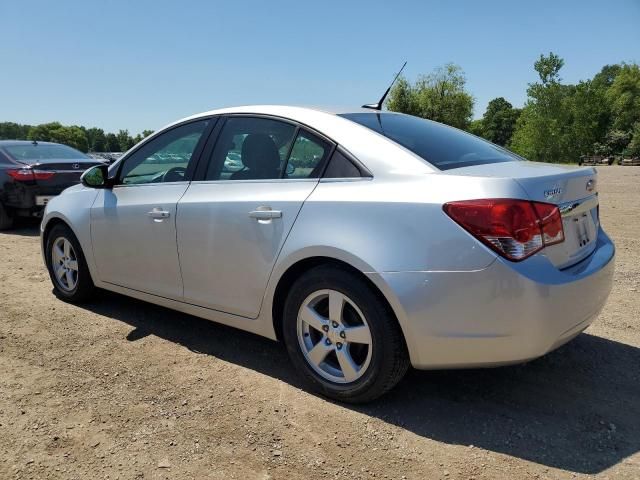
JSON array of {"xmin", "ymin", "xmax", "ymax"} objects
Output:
[{"xmin": 361, "ymin": 61, "xmax": 407, "ymax": 111}]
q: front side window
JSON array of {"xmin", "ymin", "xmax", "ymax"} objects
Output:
[
  {"xmin": 119, "ymin": 120, "xmax": 209, "ymax": 185},
  {"xmin": 339, "ymin": 112, "xmax": 522, "ymax": 170}
]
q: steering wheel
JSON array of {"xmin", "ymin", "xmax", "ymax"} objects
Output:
[{"xmin": 161, "ymin": 166, "xmax": 187, "ymax": 182}]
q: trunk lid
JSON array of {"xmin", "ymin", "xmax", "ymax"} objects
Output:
[{"xmin": 447, "ymin": 161, "xmax": 599, "ymax": 269}]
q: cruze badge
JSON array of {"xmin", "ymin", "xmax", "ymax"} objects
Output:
[{"xmin": 544, "ymin": 186, "xmax": 563, "ymax": 199}]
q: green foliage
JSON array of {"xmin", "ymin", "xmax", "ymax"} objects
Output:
[
  {"xmin": 0, "ymin": 122, "xmax": 32, "ymax": 140},
  {"xmin": 116, "ymin": 129, "xmax": 135, "ymax": 152},
  {"xmin": 474, "ymin": 97, "xmax": 520, "ymax": 146},
  {"xmin": 628, "ymin": 123, "xmax": 640, "ymax": 157},
  {"xmin": 510, "ymin": 53, "xmax": 574, "ymax": 163},
  {"xmin": 606, "ymin": 63, "xmax": 640, "ymax": 132},
  {"xmin": 26, "ymin": 122, "xmax": 89, "ymax": 152},
  {"xmin": 105, "ymin": 133, "xmax": 120, "ymax": 152},
  {"xmin": 387, "ymin": 63, "xmax": 474, "ymax": 130},
  {"xmin": 510, "ymin": 54, "xmax": 640, "ymax": 162},
  {"xmin": 0, "ymin": 121, "xmax": 151, "ymax": 152}
]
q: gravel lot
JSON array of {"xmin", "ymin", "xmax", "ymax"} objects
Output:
[{"xmin": 1, "ymin": 166, "xmax": 639, "ymax": 480}]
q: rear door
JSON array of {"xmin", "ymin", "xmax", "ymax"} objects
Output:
[
  {"xmin": 177, "ymin": 115, "xmax": 333, "ymax": 318},
  {"xmin": 91, "ymin": 119, "xmax": 212, "ymax": 299}
]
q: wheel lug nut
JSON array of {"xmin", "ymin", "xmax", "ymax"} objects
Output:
[
  {"xmin": 336, "ymin": 342, "xmax": 343, "ymax": 350},
  {"xmin": 340, "ymin": 331, "xmax": 346, "ymax": 339},
  {"xmin": 332, "ymin": 321, "xmax": 339, "ymax": 328},
  {"xmin": 322, "ymin": 325, "xmax": 329, "ymax": 332},
  {"xmin": 325, "ymin": 338, "xmax": 332, "ymax": 345}
]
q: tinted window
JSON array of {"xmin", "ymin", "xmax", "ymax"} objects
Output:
[
  {"xmin": 339, "ymin": 112, "xmax": 521, "ymax": 170},
  {"xmin": 3, "ymin": 143, "xmax": 88, "ymax": 161},
  {"xmin": 323, "ymin": 150, "xmax": 362, "ymax": 178},
  {"xmin": 205, "ymin": 117, "xmax": 297, "ymax": 181},
  {"xmin": 284, "ymin": 131, "xmax": 331, "ymax": 179},
  {"xmin": 120, "ymin": 120, "xmax": 208, "ymax": 185}
]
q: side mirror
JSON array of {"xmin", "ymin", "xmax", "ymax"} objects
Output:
[{"xmin": 81, "ymin": 164, "xmax": 110, "ymax": 189}]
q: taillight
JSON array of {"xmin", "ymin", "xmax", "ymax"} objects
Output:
[
  {"xmin": 443, "ymin": 199, "xmax": 565, "ymax": 261},
  {"xmin": 7, "ymin": 168, "xmax": 55, "ymax": 181}
]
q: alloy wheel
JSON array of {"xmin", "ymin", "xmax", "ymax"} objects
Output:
[
  {"xmin": 297, "ymin": 289, "xmax": 373, "ymax": 383},
  {"xmin": 51, "ymin": 236, "xmax": 79, "ymax": 291}
]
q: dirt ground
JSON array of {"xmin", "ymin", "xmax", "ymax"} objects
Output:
[{"xmin": 1, "ymin": 166, "xmax": 639, "ymax": 480}]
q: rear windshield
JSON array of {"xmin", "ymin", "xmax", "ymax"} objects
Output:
[
  {"xmin": 2, "ymin": 144, "xmax": 88, "ymax": 161},
  {"xmin": 339, "ymin": 112, "xmax": 522, "ymax": 170}
]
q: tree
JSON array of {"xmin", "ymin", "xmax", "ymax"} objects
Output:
[
  {"xmin": 628, "ymin": 123, "xmax": 640, "ymax": 157},
  {"xmin": 387, "ymin": 64, "xmax": 474, "ymax": 130},
  {"xmin": 116, "ymin": 129, "xmax": 134, "ymax": 152},
  {"xmin": 606, "ymin": 63, "xmax": 640, "ymax": 133},
  {"xmin": 86, "ymin": 127, "xmax": 106, "ymax": 152},
  {"xmin": 467, "ymin": 119, "xmax": 485, "ymax": 138},
  {"xmin": 0, "ymin": 122, "xmax": 32, "ymax": 140},
  {"xmin": 477, "ymin": 97, "xmax": 520, "ymax": 146},
  {"xmin": 511, "ymin": 53, "xmax": 575, "ymax": 162},
  {"xmin": 105, "ymin": 133, "xmax": 120, "ymax": 152}
]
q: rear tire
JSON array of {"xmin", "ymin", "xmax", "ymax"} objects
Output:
[
  {"xmin": 282, "ymin": 265, "xmax": 409, "ymax": 403},
  {"xmin": 45, "ymin": 223, "xmax": 96, "ymax": 303},
  {"xmin": 0, "ymin": 202, "xmax": 14, "ymax": 230}
]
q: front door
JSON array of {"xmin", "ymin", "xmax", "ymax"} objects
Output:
[
  {"xmin": 177, "ymin": 116, "xmax": 333, "ymax": 317},
  {"xmin": 91, "ymin": 119, "xmax": 211, "ymax": 299}
]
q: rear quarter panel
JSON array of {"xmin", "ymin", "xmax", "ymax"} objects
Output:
[{"xmin": 263, "ymin": 173, "xmax": 530, "ymax": 349}]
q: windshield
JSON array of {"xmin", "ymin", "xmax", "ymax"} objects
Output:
[
  {"xmin": 3, "ymin": 143, "xmax": 89, "ymax": 161},
  {"xmin": 339, "ymin": 112, "xmax": 522, "ymax": 170}
]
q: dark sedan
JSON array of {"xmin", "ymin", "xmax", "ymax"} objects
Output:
[{"xmin": 0, "ymin": 140, "xmax": 105, "ymax": 229}]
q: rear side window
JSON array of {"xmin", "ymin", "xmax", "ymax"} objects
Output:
[
  {"xmin": 3, "ymin": 143, "xmax": 88, "ymax": 161},
  {"xmin": 339, "ymin": 112, "xmax": 521, "ymax": 170},
  {"xmin": 323, "ymin": 150, "xmax": 362, "ymax": 178}
]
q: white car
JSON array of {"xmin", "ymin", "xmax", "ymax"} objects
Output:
[{"xmin": 41, "ymin": 105, "xmax": 615, "ymax": 402}]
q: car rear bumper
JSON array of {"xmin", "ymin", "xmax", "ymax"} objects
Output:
[
  {"xmin": 2, "ymin": 184, "xmax": 72, "ymax": 215},
  {"xmin": 368, "ymin": 228, "xmax": 615, "ymax": 369}
]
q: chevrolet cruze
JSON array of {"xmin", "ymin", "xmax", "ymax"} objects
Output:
[{"xmin": 41, "ymin": 106, "xmax": 615, "ymax": 402}]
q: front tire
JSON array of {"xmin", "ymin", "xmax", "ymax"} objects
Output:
[
  {"xmin": 282, "ymin": 265, "xmax": 409, "ymax": 403},
  {"xmin": 45, "ymin": 223, "xmax": 96, "ymax": 303}
]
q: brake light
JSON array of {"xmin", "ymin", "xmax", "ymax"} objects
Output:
[
  {"xmin": 7, "ymin": 168, "xmax": 55, "ymax": 181},
  {"xmin": 443, "ymin": 199, "xmax": 565, "ymax": 261}
]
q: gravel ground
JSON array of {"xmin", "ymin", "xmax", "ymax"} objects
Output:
[{"xmin": 0, "ymin": 166, "xmax": 639, "ymax": 480}]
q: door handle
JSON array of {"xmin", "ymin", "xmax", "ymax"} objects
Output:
[
  {"xmin": 147, "ymin": 208, "xmax": 170, "ymax": 219},
  {"xmin": 249, "ymin": 209, "xmax": 282, "ymax": 220}
]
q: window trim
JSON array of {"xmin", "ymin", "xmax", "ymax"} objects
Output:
[
  {"xmin": 193, "ymin": 114, "xmax": 340, "ymax": 183},
  {"xmin": 320, "ymin": 145, "xmax": 372, "ymax": 180},
  {"xmin": 111, "ymin": 117, "xmax": 217, "ymax": 187}
]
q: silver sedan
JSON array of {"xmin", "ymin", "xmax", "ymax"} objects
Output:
[{"xmin": 40, "ymin": 106, "xmax": 615, "ymax": 402}]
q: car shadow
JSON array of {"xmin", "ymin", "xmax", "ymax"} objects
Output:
[
  {"xmin": 81, "ymin": 290, "xmax": 639, "ymax": 475},
  {"xmin": 1, "ymin": 219, "xmax": 41, "ymax": 237}
]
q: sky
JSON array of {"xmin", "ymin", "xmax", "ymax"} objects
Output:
[{"xmin": 1, "ymin": 0, "xmax": 638, "ymax": 134}]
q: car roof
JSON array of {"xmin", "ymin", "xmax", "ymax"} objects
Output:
[{"xmin": 155, "ymin": 105, "xmax": 434, "ymax": 177}]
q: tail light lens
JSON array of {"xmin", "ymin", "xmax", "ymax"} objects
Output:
[
  {"xmin": 7, "ymin": 168, "xmax": 55, "ymax": 181},
  {"xmin": 443, "ymin": 199, "xmax": 565, "ymax": 261}
]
